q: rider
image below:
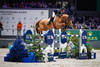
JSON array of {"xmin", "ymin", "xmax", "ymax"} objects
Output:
[
  {"xmin": 48, "ymin": 10, "xmax": 58, "ymax": 25},
  {"xmin": 48, "ymin": 8, "xmax": 66, "ymax": 25},
  {"xmin": 61, "ymin": 8, "xmax": 73, "ymax": 20},
  {"xmin": 60, "ymin": 8, "xmax": 67, "ymax": 15}
]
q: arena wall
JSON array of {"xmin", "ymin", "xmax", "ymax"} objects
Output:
[{"xmin": 0, "ymin": 9, "xmax": 49, "ymax": 36}]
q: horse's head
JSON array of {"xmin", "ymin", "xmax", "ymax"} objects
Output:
[
  {"xmin": 67, "ymin": 18, "xmax": 73, "ymax": 29},
  {"xmin": 61, "ymin": 14, "xmax": 73, "ymax": 29}
]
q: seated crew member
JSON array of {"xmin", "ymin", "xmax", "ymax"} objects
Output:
[{"xmin": 17, "ymin": 21, "xmax": 23, "ymax": 36}]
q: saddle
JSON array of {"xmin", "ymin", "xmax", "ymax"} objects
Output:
[
  {"xmin": 48, "ymin": 17, "xmax": 54, "ymax": 25},
  {"xmin": 48, "ymin": 15, "xmax": 61, "ymax": 25}
]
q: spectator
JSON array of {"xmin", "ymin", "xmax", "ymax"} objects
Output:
[
  {"xmin": 0, "ymin": 21, "xmax": 3, "ymax": 37},
  {"xmin": 0, "ymin": 0, "xmax": 62, "ymax": 8},
  {"xmin": 19, "ymin": 2, "xmax": 24, "ymax": 8},
  {"xmin": 17, "ymin": 21, "xmax": 23, "ymax": 36},
  {"xmin": 82, "ymin": 22, "xmax": 88, "ymax": 29},
  {"xmin": 91, "ymin": 24, "xmax": 95, "ymax": 29},
  {"xmin": 75, "ymin": 21, "xmax": 82, "ymax": 29},
  {"xmin": 2, "ymin": 2, "xmax": 7, "ymax": 8},
  {"xmin": 7, "ymin": 3, "xmax": 10, "ymax": 8},
  {"xmin": 97, "ymin": 24, "xmax": 100, "ymax": 29},
  {"xmin": 65, "ymin": 8, "xmax": 71, "ymax": 15}
]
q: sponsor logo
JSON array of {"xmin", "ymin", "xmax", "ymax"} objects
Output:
[
  {"xmin": 88, "ymin": 32, "xmax": 92, "ymax": 36},
  {"xmin": 67, "ymin": 31, "xmax": 70, "ymax": 35}
]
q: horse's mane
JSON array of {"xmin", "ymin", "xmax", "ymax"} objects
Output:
[{"xmin": 36, "ymin": 20, "xmax": 41, "ymax": 33}]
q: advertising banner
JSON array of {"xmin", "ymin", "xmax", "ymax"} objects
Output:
[
  {"xmin": 66, "ymin": 29, "xmax": 100, "ymax": 41},
  {"xmin": 0, "ymin": 9, "xmax": 48, "ymax": 35}
]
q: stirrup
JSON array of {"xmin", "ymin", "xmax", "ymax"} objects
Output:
[{"xmin": 47, "ymin": 21, "xmax": 51, "ymax": 25}]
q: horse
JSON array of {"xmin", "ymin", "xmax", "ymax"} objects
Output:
[{"xmin": 36, "ymin": 14, "xmax": 73, "ymax": 34}]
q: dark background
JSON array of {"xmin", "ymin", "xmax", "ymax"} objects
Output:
[{"xmin": 77, "ymin": 0, "xmax": 97, "ymax": 11}]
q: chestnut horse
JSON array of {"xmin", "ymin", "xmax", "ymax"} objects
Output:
[{"xmin": 36, "ymin": 14, "xmax": 73, "ymax": 33}]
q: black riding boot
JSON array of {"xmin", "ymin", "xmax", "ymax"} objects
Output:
[{"xmin": 48, "ymin": 17, "xmax": 54, "ymax": 25}]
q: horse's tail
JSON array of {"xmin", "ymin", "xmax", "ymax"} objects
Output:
[{"xmin": 36, "ymin": 20, "xmax": 41, "ymax": 33}]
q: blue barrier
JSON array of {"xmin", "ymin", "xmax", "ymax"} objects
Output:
[
  {"xmin": 48, "ymin": 57, "xmax": 54, "ymax": 62},
  {"xmin": 23, "ymin": 30, "xmax": 32, "ymax": 43},
  {"xmin": 59, "ymin": 52, "xmax": 67, "ymax": 59},
  {"xmin": 79, "ymin": 53, "xmax": 88, "ymax": 59},
  {"xmin": 48, "ymin": 53, "xmax": 54, "ymax": 62},
  {"xmin": 36, "ymin": 60, "xmax": 40, "ymax": 63},
  {"xmin": 61, "ymin": 32, "xmax": 67, "ymax": 44},
  {"xmin": 44, "ymin": 30, "xmax": 54, "ymax": 45},
  {"xmin": 54, "ymin": 53, "xmax": 59, "ymax": 56},
  {"xmin": 22, "ymin": 52, "xmax": 35, "ymax": 62},
  {"xmin": 94, "ymin": 53, "xmax": 96, "ymax": 59},
  {"xmin": 4, "ymin": 36, "xmax": 29, "ymax": 62}
]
